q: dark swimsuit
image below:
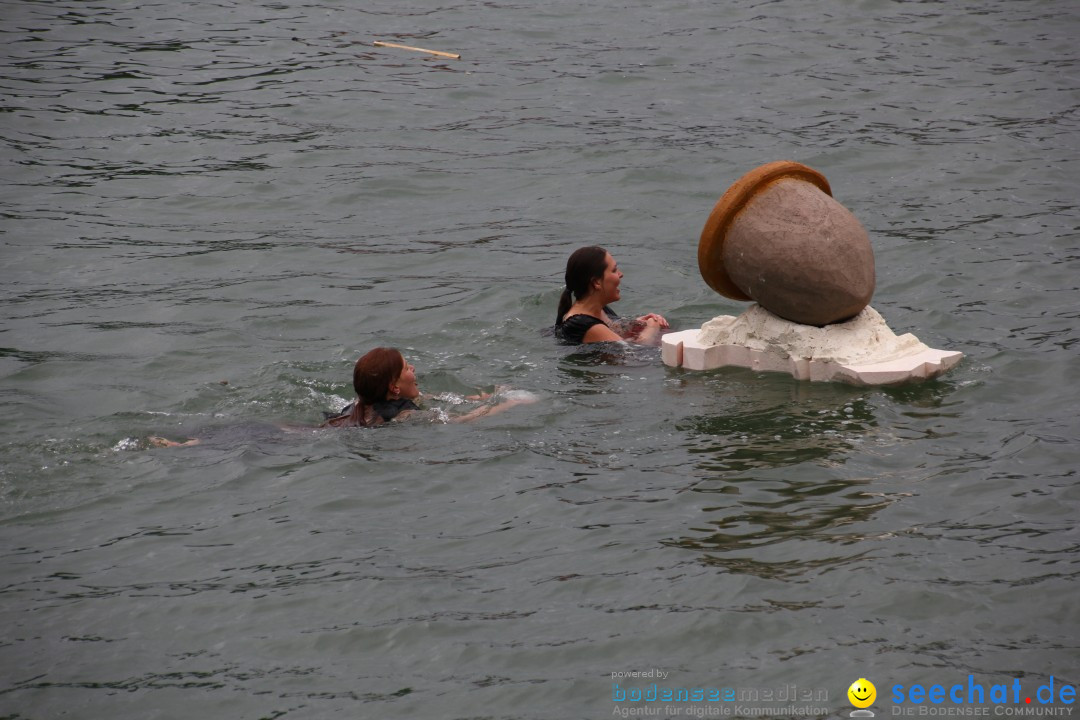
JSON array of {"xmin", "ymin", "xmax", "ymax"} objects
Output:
[
  {"xmin": 554, "ymin": 307, "xmax": 620, "ymax": 345},
  {"xmin": 373, "ymin": 398, "xmax": 420, "ymax": 421},
  {"xmin": 324, "ymin": 398, "xmax": 420, "ymax": 425}
]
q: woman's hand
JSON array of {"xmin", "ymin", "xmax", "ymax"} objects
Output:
[
  {"xmin": 465, "ymin": 385, "xmax": 510, "ymax": 402},
  {"xmin": 635, "ymin": 313, "xmax": 669, "ymax": 329},
  {"xmin": 496, "ymin": 389, "xmax": 539, "ymax": 407},
  {"xmin": 148, "ymin": 436, "xmax": 201, "ymax": 448},
  {"xmin": 624, "ymin": 313, "xmax": 669, "ymax": 345},
  {"xmin": 452, "ymin": 389, "xmax": 537, "ymax": 422}
]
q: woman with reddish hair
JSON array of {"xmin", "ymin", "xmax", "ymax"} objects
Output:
[
  {"xmin": 322, "ymin": 347, "xmax": 420, "ymax": 427},
  {"xmin": 322, "ymin": 347, "xmax": 534, "ymax": 427},
  {"xmin": 149, "ymin": 347, "xmax": 532, "ymax": 445}
]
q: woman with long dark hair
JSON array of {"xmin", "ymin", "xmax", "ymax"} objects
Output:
[
  {"xmin": 554, "ymin": 246, "xmax": 668, "ymax": 345},
  {"xmin": 322, "ymin": 347, "xmax": 533, "ymax": 427}
]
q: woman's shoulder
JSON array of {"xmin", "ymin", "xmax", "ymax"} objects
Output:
[
  {"xmin": 555, "ymin": 313, "xmax": 606, "ymax": 345},
  {"xmin": 374, "ymin": 398, "xmax": 420, "ymax": 421},
  {"xmin": 321, "ymin": 398, "xmax": 420, "ymax": 427}
]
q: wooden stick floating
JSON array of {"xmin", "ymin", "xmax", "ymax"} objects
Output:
[{"xmin": 373, "ymin": 41, "xmax": 460, "ymax": 60}]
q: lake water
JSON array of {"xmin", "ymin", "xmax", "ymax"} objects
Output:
[{"xmin": 1, "ymin": 1, "xmax": 1078, "ymax": 718}]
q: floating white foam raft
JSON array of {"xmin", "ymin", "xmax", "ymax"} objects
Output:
[{"xmin": 661, "ymin": 305, "xmax": 962, "ymax": 385}]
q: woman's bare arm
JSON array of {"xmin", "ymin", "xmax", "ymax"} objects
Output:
[
  {"xmin": 582, "ymin": 322, "xmax": 625, "ymax": 344},
  {"xmin": 451, "ymin": 392, "xmax": 537, "ymax": 422}
]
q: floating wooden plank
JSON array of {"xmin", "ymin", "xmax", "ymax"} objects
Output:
[{"xmin": 373, "ymin": 41, "xmax": 460, "ymax": 60}]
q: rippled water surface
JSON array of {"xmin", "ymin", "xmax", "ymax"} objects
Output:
[{"xmin": 2, "ymin": 1, "xmax": 1078, "ymax": 718}]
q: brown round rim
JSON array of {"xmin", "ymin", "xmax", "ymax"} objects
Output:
[{"xmin": 698, "ymin": 160, "xmax": 833, "ymax": 300}]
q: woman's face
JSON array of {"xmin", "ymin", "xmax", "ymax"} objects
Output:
[
  {"xmin": 393, "ymin": 358, "xmax": 421, "ymax": 400},
  {"xmin": 594, "ymin": 252, "xmax": 623, "ymax": 303}
]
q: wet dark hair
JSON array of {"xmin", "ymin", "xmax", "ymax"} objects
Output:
[
  {"xmin": 556, "ymin": 246, "xmax": 610, "ymax": 325},
  {"xmin": 324, "ymin": 347, "xmax": 405, "ymax": 427}
]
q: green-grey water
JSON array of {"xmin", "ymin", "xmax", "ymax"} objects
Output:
[{"xmin": 2, "ymin": 1, "xmax": 1078, "ymax": 718}]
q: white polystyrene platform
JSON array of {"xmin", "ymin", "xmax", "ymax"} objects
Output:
[{"xmin": 661, "ymin": 328, "xmax": 963, "ymax": 386}]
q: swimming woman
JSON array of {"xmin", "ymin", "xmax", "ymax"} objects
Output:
[
  {"xmin": 321, "ymin": 347, "xmax": 534, "ymax": 426},
  {"xmin": 554, "ymin": 246, "xmax": 669, "ymax": 345},
  {"xmin": 150, "ymin": 347, "xmax": 533, "ymax": 445}
]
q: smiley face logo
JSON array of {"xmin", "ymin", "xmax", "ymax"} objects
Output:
[{"xmin": 848, "ymin": 678, "xmax": 876, "ymax": 708}]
